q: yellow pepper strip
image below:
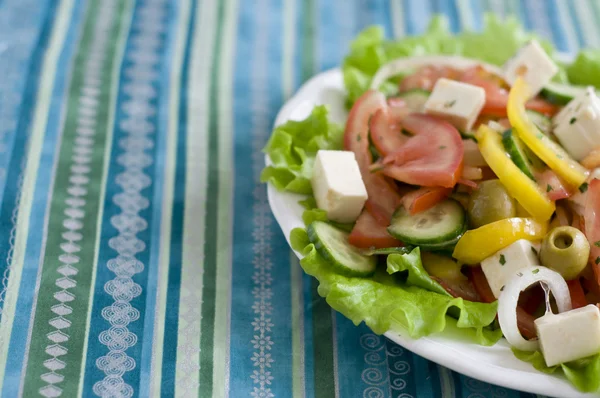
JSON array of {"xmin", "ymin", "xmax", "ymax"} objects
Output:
[
  {"xmin": 507, "ymin": 77, "xmax": 588, "ymax": 188},
  {"xmin": 452, "ymin": 218, "xmax": 548, "ymax": 264},
  {"xmin": 476, "ymin": 125, "xmax": 555, "ymax": 221}
]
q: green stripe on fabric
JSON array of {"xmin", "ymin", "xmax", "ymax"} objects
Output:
[
  {"xmin": 199, "ymin": 0, "xmax": 226, "ymax": 395},
  {"xmin": 212, "ymin": 0, "xmax": 238, "ymax": 395},
  {"xmin": 21, "ymin": 1, "xmax": 127, "ymax": 396},
  {"xmin": 0, "ymin": 0, "xmax": 77, "ymax": 389},
  {"xmin": 76, "ymin": 0, "xmax": 134, "ymax": 394},
  {"xmin": 283, "ymin": 0, "xmax": 296, "ymax": 98},
  {"xmin": 310, "ymin": 279, "xmax": 336, "ymax": 398},
  {"xmin": 149, "ymin": 0, "xmax": 193, "ymax": 395}
]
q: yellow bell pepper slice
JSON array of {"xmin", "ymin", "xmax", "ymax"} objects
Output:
[
  {"xmin": 452, "ymin": 218, "xmax": 547, "ymax": 264},
  {"xmin": 507, "ymin": 77, "xmax": 588, "ymax": 188},
  {"xmin": 476, "ymin": 125, "xmax": 555, "ymax": 221}
]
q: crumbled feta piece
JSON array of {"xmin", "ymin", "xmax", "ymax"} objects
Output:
[
  {"xmin": 553, "ymin": 87, "xmax": 600, "ymax": 160},
  {"xmin": 311, "ymin": 150, "xmax": 368, "ymax": 223},
  {"xmin": 535, "ymin": 305, "xmax": 600, "ymax": 367},
  {"xmin": 480, "ymin": 239, "xmax": 541, "ymax": 298},
  {"xmin": 424, "ymin": 78, "xmax": 486, "ymax": 131},
  {"xmin": 503, "ymin": 39, "xmax": 559, "ymax": 98}
]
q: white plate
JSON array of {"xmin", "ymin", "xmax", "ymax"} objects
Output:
[{"xmin": 265, "ymin": 67, "xmax": 598, "ymax": 398}]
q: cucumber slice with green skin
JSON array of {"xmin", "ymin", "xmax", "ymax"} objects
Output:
[
  {"xmin": 502, "ymin": 129, "xmax": 537, "ymax": 180},
  {"xmin": 387, "ymin": 199, "xmax": 466, "ymax": 245},
  {"xmin": 541, "ymin": 82, "xmax": 599, "ymax": 106},
  {"xmin": 361, "ymin": 246, "xmax": 412, "ymax": 256},
  {"xmin": 307, "ymin": 221, "xmax": 377, "ymax": 277},
  {"xmin": 396, "ymin": 89, "xmax": 430, "ymax": 112},
  {"xmin": 418, "ymin": 234, "xmax": 464, "ymax": 252},
  {"xmin": 525, "ymin": 109, "xmax": 552, "ymax": 135}
]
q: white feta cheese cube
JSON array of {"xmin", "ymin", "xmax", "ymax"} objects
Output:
[
  {"xmin": 424, "ymin": 78, "xmax": 486, "ymax": 131},
  {"xmin": 535, "ymin": 305, "xmax": 600, "ymax": 367},
  {"xmin": 503, "ymin": 39, "xmax": 559, "ymax": 98},
  {"xmin": 553, "ymin": 87, "xmax": 600, "ymax": 160},
  {"xmin": 311, "ymin": 150, "xmax": 368, "ymax": 223},
  {"xmin": 480, "ymin": 239, "xmax": 541, "ymax": 298}
]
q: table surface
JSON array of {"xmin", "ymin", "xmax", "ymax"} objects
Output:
[{"xmin": 0, "ymin": 0, "xmax": 598, "ymax": 397}]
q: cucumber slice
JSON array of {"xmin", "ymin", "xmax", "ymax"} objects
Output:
[
  {"xmin": 307, "ymin": 221, "xmax": 377, "ymax": 277},
  {"xmin": 361, "ymin": 246, "xmax": 412, "ymax": 256},
  {"xmin": 541, "ymin": 82, "xmax": 599, "ymax": 105},
  {"xmin": 396, "ymin": 89, "xmax": 430, "ymax": 112},
  {"xmin": 388, "ymin": 199, "xmax": 466, "ymax": 245},
  {"xmin": 526, "ymin": 110, "xmax": 552, "ymax": 135},
  {"xmin": 502, "ymin": 129, "xmax": 537, "ymax": 180}
]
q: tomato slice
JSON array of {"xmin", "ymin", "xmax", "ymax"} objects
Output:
[
  {"xmin": 344, "ymin": 90, "xmax": 403, "ymax": 224},
  {"xmin": 369, "ymin": 106, "xmax": 411, "ymax": 157},
  {"xmin": 567, "ymin": 279, "xmax": 588, "ymax": 309},
  {"xmin": 402, "ymin": 186, "xmax": 451, "ymax": 215},
  {"xmin": 584, "ymin": 179, "xmax": 600, "ymax": 288},
  {"xmin": 378, "ymin": 114, "xmax": 464, "ymax": 188},
  {"xmin": 348, "ymin": 209, "xmax": 402, "ymax": 249},
  {"xmin": 399, "ymin": 65, "xmax": 462, "ymax": 92},
  {"xmin": 535, "ymin": 169, "xmax": 573, "ymax": 201},
  {"xmin": 431, "ymin": 275, "xmax": 480, "ymax": 302}
]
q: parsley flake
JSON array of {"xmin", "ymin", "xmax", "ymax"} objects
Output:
[
  {"xmin": 356, "ymin": 134, "xmax": 361, "ymax": 142},
  {"xmin": 546, "ymin": 184, "xmax": 552, "ymax": 192},
  {"xmin": 579, "ymin": 182, "xmax": 589, "ymax": 193},
  {"xmin": 596, "ymin": 257, "xmax": 600, "ymax": 265},
  {"xmin": 595, "ymin": 241, "xmax": 600, "ymax": 248},
  {"xmin": 444, "ymin": 99, "xmax": 456, "ymax": 108},
  {"xmin": 499, "ymin": 255, "xmax": 506, "ymax": 265},
  {"xmin": 570, "ymin": 117, "xmax": 577, "ymax": 125},
  {"xmin": 401, "ymin": 129, "xmax": 412, "ymax": 137},
  {"xmin": 532, "ymin": 269, "xmax": 540, "ymax": 274},
  {"xmin": 517, "ymin": 272, "xmax": 523, "ymax": 277},
  {"xmin": 439, "ymin": 145, "xmax": 447, "ymax": 150},
  {"xmin": 500, "ymin": 285, "xmax": 505, "ymax": 292},
  {"xmin": 531, "ymin": 246, "xmax": 538, "ymax": 256}
]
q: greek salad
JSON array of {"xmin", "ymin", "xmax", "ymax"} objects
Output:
[{"xmin": 262, "ymin": 16, "xmax": 600, "ymax": 392}]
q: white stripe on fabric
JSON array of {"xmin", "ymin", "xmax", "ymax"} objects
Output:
[
  {"xmin": 555, "ymin": 0, "xmax": 579, "ymax": 52},
  {"xmin": 573, "ymin": 0, "xmax": 600, "ymax": 48},
  {"xmin": 391, "ymin": 0, "xmax": 405, "ymax": 38}
]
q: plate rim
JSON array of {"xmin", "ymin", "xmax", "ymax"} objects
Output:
[{"xmin": 264, "ymin": 64, "xmax": 597, "ymax": 398}]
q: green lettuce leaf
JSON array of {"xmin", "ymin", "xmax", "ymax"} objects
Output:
[
  {"xmin": 293, "ymin": 228, "xmax": 501, "ymax": 344},
  {"xmin": 565, "ymin": 49, "xmax": 600, "ymax": 87},
  {"xmin": 261, "ymin": 105, "xmax": 343, "ymax": 194},
  {"xmin": 342, "ymin": 14, "xmax": 565, "ymax": 107},
  {"xmin": 386, "ymin": 247, "xmax": 450, "ymax": 296},
  {"xmin": 513, "ymin": 349, "xmax": 600, "ymax": 393}
]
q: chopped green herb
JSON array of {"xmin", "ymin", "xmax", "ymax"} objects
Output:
[
  {"xmin": 596, "ymin": 257, "xmax": 600, "ymax": 265},
  {"xmin": 531, "ymin": 246, "xmax": 538, "ymax": 256},
  {"xmin": 532, "ymin": 268, "xmax": 540, "ymax": 274},
  {"xmin": 536, "ymin": 134, "xmax": 544, "ymax": 139},
  {"xmin": 356, "ymin": 134, "xmax": 362, "ymax": 142},
  {"xmin": 595, "ymin": 241, "xmax": 600, "ymax": 248},
  {"xmin": 579, "ymin": 182, "xmax": 589, "ymax": 193},
  {"xmin": 439, "ymin": 145, "xmax": 447, "ymax": 150},
  {"xmin": 444, "ymin": 99, "xmax": 456, "ymax": 108},
  {"xmin": 546, "ymin": 184, "xmax": 552, "ymax": 192},
  {"xmin": 401, "ymin": 129, "xmax": 412, "ymax": 137},
  {"xmin": 517, "ymin": 272, "xmax": 523, "ymax": 277},
  {"xmin": 500, "ymin": 285, "xmax": 505, "ymax": 292},
  {"xmin": 499, "ymin": 255, "xmax": 506, "ymax": 265},
  {"xmin": 570, "ymin": 117, "xmax": 577, "ymax": 125}
]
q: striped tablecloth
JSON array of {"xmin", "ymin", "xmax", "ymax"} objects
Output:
[{"xmin": 0, "ymin": 0, "xmax": 598, "ymax": 397}]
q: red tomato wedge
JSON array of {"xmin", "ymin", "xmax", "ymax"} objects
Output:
[
  {"xmin": 432, "ymin": 275, "xmax": 480, "ymax": 302},
  {"xmin": 344, "ymin": 90, "xmax": 403, "ymax": 224},
  {"xmin": 535, "ymin": 169, "xmax": 573, "ymax": 201},
  {"xmin": 584, "ymin": 179, "xmax": 600, "ymax": 288},
  {"xmin": 377, "ymin": 114, "xmax": 464, "ymax": 188},
  {"xmin": 348, "ymin": 209, "xmax": 402, "ymax": 249},
  {"xmin": 369, "ymin": 106, "xmax": 411, "ymax": 157},
  {"xmin": 567, "ymin": 279, "xmax": 588, "ymax": 309},
  {"xmin": 399, "ymin": 65, "xmax": 461, "ymax": 92},
  {"xmin": 402, "ymin": 186, "xmax": 451, "ymax": 215},
  {"xmin": 459, "ymin": 66, "xmax": 559, "ymax": 117}
]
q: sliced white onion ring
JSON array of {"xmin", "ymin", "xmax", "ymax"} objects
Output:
[
  {"xmin": 497, "ymin": 266, "xmax": 572, "ymax": 352},
  {"xmin": 369, "ymin": 55, "xmax": 504, "ymax": 91}
]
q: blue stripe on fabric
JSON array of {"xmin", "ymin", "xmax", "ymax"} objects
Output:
[
  {"xmin": 516, "ymin": 0, "xmax": 533, "ymax": 30},
  {"xmin": 229, "ymin": 0, "xmax": 294, "ymax": 396},
  {"xmin": 433, "ymin": 0, "xmax": 460, "ymax": 32},
  {"xmin": 469, "ymin": 0, "xmax": 483, "ymax": 31},
  {"xmin": 0, "ymin": 0, "xmax": 58, "ymax": 317},
  {"xmin": 157, "ymin": 0, "xmax": 196, "ymax": 395},
  {"xmin": 567, "ymin": 0, "xmax": 585, "ymax": 48},
  {"xmin": 405, "ymin": 0, "xmax": 433, "ymax": 34},
  {"xmin": 1, "ymin": 0, "xmax": 88, "ymax": 394},
  {"xmin": 138, "ymin": 0, "xmax": 183, "ymax": 395},
  {"xmin": 316, "ymin": 0, "xmax": 337, "ymax": 71},
  {"xmin": 82, "ymin": 0, "xmax": 170, "ymax": 394},
  {"xmin": 524, "ymin": 0, "xmax": 553, "ymax": 44},
  {"xmin": 302, "ymin": 272, "xmax": 316, "ymax": 397},
  {"xmin": 546, "ymin": 0, "xmax": 570, "ymax": 53}
]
